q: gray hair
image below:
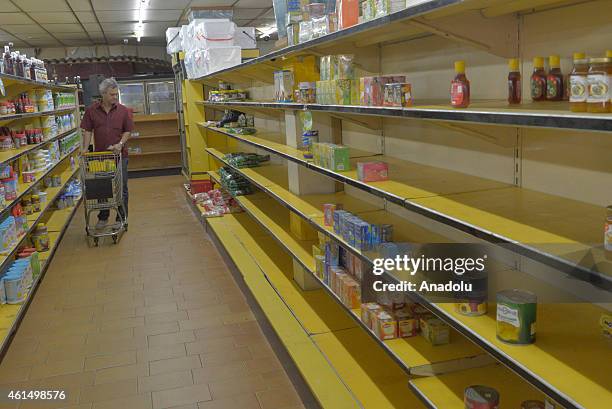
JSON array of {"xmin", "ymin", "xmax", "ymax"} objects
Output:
[{"xmin": 99, "ymin": 78, "xmax": 119, "ymax": 95}]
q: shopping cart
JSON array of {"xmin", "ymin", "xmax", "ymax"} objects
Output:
[{"xmin": 80, "ymin": 151, "xmax": 127, "ymax": 246}]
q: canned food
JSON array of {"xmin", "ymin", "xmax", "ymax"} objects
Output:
[
  {"xmin": 521, "ymin": 400, "xmax": 545, "ymax": 409},
  {"xmin": 380, "ymin": 224, "xmax": 393, "ymax": 242},
  {"xmin": 496, "ymin": 289, "xmax": 537, "ymax": 344},
  {"xmin": 464, "ymin": 385, "xmax": 499, "ymax": 409},
  {"xmin": 455, "ymin": 271, "xmax": 488, "ymax": 316}
]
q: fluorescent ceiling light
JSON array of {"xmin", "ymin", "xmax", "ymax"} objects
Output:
[{"xmin": 136, "ymin": 0, "xmax": 149, "ymax": 41}]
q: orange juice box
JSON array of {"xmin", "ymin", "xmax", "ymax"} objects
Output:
[{"xmin": 375, "ymin": 310, "xmax": 397, "ymax": 340}]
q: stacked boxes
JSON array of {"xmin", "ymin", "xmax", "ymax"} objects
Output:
[
  {"xmin": 316, "ymin": 55, "xmax": 358, "ymax": 105},
  {"xmin": 312, "ymin": 142, "xmax": 350, "ymax": 172},
  {"xmin": 360, "ymin": 76, "xmax": 406, "ymax": 106},
  {"xmin": 332, "ymin": 209, "xmax": 393, "ymax": 252}
]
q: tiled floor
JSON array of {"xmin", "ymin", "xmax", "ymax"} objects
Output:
[{"xmin": 0, "ymin": 175, "xmax": 306, "ymax": 409}]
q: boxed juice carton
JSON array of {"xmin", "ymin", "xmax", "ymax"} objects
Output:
[
  {"xmin": 357, "ymin": 161, "xmax": 389, "ymax": 182},
  {"xmin": 375, "ymin": 310, "xmax": 398, "ymax": 340},
  {"xmin": 420, "ymin": 317, "xmax": 450, "ymax": 345},
  {"xmin": 331, "ymin": 146, "xmax": 350, "ymax": 172}
]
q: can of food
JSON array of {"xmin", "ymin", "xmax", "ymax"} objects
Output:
[
  {"xmin": 496, "ymin": 289, "xmax": 537, "ymax": 344},
  {"xmin": 464, "ymin": 385, "xmax": 500, "ymax": 409},
  {"xmin": 521, "ymin": 400, "xmax": 545, "ymax": 409},
  {"xmin": 380, "ymin": 224, "xmax": 393, "ymax": 242},
  {"xmin": 455, "ymin": 271, "xmax": 488, "ymax": 316}
]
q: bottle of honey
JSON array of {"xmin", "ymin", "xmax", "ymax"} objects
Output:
[
  {"xmin": 531, "ymin": 57, "xmax": 547, "ymax": 102},
  {"xmin": 508, "ymin": 58, "xmax": 521, "ymax": 105},
  {"xmin": 546, "ymin": 55, "xmax": 563, "ymax": 101},
  {"xmin": 587, "ymin": 54, "xmax": 611, "ymax": 113},
  {"xmin": 569, "ymin": 52, "xmax": 589, "ymax": 112},
  {"xmin": 450, "ymin": 60, "xmax": 470, "ymax": 108}
]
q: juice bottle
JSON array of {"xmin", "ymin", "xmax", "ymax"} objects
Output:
[
  {"xmin": 546, "ymin": 55, "xmax": 563, "ymax": 101},
  {"xmin": 508, "ymin": 58, "xmax": 521, "ymax": 105},
  {"xmin": 531, "ymin": 57, "xmax": 547, "ymax": 101},
  {"xmin": 450, "ymin": 60, "xmax": 470, "ymax": 108},
  {"xmin": 14, "ymin": 51, "xmax": 23, "ymax": 77},
  {"xmin": 569, "ymin": 52, "xmax": 589, "ymax": 112},
  {"xmin": 587, "ymin": 56, "xmax": 611, "ymax": 113}
]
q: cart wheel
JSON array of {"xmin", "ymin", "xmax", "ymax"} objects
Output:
[
  {"xmin": 94, "ymin": 237, "xmax": 99, "ymax": 247},
  {"xmin": 112, "ymin": 235, "xmax": 118, "ymax": 244}
]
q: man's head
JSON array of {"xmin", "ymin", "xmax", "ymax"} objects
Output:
[{"xmin": 99, "ymin": 78, "xmax": 119, "ymax": 106}]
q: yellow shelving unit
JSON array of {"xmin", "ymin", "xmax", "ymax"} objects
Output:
[
  {"xmin": 182, "ymin": 2, "xmax": 612, "ymax": 408},
  {"xmin": 0, "ymin": 78, "xmax": 81, "ymax": 356}
]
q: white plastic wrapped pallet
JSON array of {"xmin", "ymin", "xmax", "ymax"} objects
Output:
[
  {"xmin": 183, "ymin": 46, "xmax": 241, "ymax": 79},
  {"xmin": 235, "ymin": 27, "xmax": 257, "ymax": 49},
  {"xmin": 166, "ymin": 27, "xmax": 182, "ymax": 54},
  {"xmin": 184, "ymin": 19, "xmax": 236, "ymax": 52}
]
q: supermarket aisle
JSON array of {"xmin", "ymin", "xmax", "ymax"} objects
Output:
[{"xmin": 0, "ymin": 175, "xmax": 306, "ymax": 409}]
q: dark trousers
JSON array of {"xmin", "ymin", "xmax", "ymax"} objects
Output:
[{"xmin": 98, "ymin": 157, "xmax": 129, "ymax": 221}]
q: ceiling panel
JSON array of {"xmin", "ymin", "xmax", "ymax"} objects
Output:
[
  {"xmin": 44, "ymin": 24, "xmax": 86, "ymax": 33},
  {"xmin": 92, "ymin": 0, "xmax": 141, "ymax": 10},
  {"xmin": 100, "ymin": 22, "xmax": 137, "ymax": 32},
  {"xmin": 0, "ymin": 13, "xmax": 33, "ymax": 24},
  {"xmin": 0, "ymin": 0, "xmax": 19, "ymax": 12},
  {"xmin": 75, "ymin": 11, "xmax": 97, "ymax": 23},
  {"xmin": 149, "ymin": 0, "xmax": 191, "ymax": 9},
  {"xmin": 190, "ymin": 0, "xmax": 236, "ymax": 7},
  {"xmin": 67, "ymin": 0, "xmax": 92, "ymax": 11},
  {"xmin": 28, "ymin": 12, "xmax": 78, "ymax": 24},
  {"xmin": 15, "ymin": 0, "xmax": 71, "ymax": 12},
  {"xmin": 235, "ymin": 0, "xmax": 274, "ymax": 8},
  {"xmin": 260, "ymin": 8, "xmax": 275, "ymax": 19},
  {"xmin": 2, "ymin": 25, "xmax": 48, "ymax": 35},
  {"xmin": 61, "ymin": 39, "xmax": 94, "ymax": 46},
  {"xmin": 143, "ymin": 10, "xmax": 183, "ymax": 21},
  {"xmin": 54, "ymin": 32, "xmax": 92, "ymax": 40},
  {"xmin": 234, "ymin": 8, "xmax": 266, "ymax": 19},
  {"xmin": 83, "ymin": 22, "xmax": 102, "ymax": 31},
  {"xmin": 96, "ymin": 10, "xmax": 139, "ymax": 22}
]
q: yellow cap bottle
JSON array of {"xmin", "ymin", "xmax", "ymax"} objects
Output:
[
  {"xmin": 508, "ymin": 58, "xmax": 519, "ymax": 71},
  {"xmin": 573, "ymin": 52, "xmax": 586, "ymax": 61},
  {"xmin": 454, "ymin": 60, "xmax": 465, "ymax": 74},
  {"xmin": 549, "ymin": 55, "xmax": 560, "ymax": 68},
  {"xmin": 533, "ymin": 57, "xmax": 544, "ymax": 68}
]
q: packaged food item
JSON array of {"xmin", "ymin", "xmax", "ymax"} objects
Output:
[
  {"xmin": 451, "ymin": 60, "xmax": 470, "ymax": 108},
  {"xmin": 323, "ymin": 203, "xmax": 340, "ymax": 226},
  {"xmin": 312, "ymin": 15, "xmax": 331, "ymax": 38},
  {"xmin": 315, "ymin": 255, "xmax": 325, "ymax": 280},
  {"xmin": 298, "ymin": 20, "xmax": 314, "ymax": 43},
  {"xmin": 344, "ymin": 278, "xmax": 360, "ymax": 308},
  {"xmin": 274, "ymin": 70, "xmax": 295, "ymax": 102},
  {"xmin": 335, "ymin": 0, "xmax": 357, "ymax": 29},
  {"xmin": 508, "ymin": 58, "xmax": 521, "ymax": 105},
  {"xmin": 521, "ymin": 400, "xmax": 545, "ymax": 409},
  {"xmin": 420, "ymin": 317, "xmax": 450, "ymax": 345},
  {"xmin": 569, "ymin": 52, "xmax": 589, "ymax": 112},
  {"xmin": 380, "ymin": 224, "xmax": 393, "ymax": 242},
  {"xmin": 531, "ymin": 57, "xmax": 547, "ymax": 102},
  {"xmin": 31, "ymin": 223, "xmax": 49, "ymax": 252},
  {"xmin": 331, "ymin": 146, "xmax": 350, "ymax": 171},
  {"xmin": 297, "ymin": 82, "xmax": 317, "ymax": 104},
  {"xmin": 375, "ymin": 0, "xmax": 391, "ymax": 18},
  {"xmin": 455, "ymin": 271, "xmax": 488, "ymax": 317},
  {"xmin": 357, "ymin": 161, "xmax": 388, "ymax": 182},
  {"xmin": 301, "ymin": 130, "xmax": 318, "ymax": 159},
  {"xmin": 375, "ymin": 310, "xmax": 397, "ymax": 340},
  {"xmin": 496, "ymin": 289, "xmax": 537, "ymax": 344},
  {"xmin": 546, "ymin": 55, "xmax": 563, "ymax": 101},
  {"xmin": 587, "ymin": 56, "xmax": 611, "ymax": 113},
  {"xmin": 464, "ymin": 385, "xmax": 500, "ymax": 409},
  {"xmin": 383, "ymin": 83, "xmax": 413, "ymax": 107},
  {"xmin": 395, "ymin": 308, "xmax": 418, "ymax": 338}
]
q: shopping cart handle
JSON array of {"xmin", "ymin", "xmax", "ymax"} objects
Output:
[{"xmin": 82, "ymin": 151, "xmax": 115, "ymax": 156}]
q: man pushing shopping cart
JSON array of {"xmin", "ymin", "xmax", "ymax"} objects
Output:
[{"xmin": 80, "ymin": 78, "xmax": 133, "ymax": 243}]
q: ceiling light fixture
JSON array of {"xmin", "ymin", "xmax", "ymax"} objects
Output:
[
  {"xmin": 136, "ymin": 0, "xmax": 149, "ymax": 42},
  {"xmin": 256, "ymin": 24, "xmax": 278, "ymax": 37}
]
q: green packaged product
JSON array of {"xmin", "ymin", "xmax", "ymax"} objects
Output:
[
  {"xmin": 331, "ymin": 146, "xmax": 350, "ymax": 172},
  {"xmin": 334, "ymin": 79, "xmax": 352, "ymax": 105},
  {"xmin": 496, "ymin": 289, "xmax": 537, "ymax": 345}
]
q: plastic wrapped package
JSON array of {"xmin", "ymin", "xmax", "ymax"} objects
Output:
[
  {"xmin": 287, "ymin": 22, "xmax": 300, "ymax": 46},
  {"xmin": 203, "ymin": 47, "xmax": 242, "ymax": 75},
  {"xmin": 166, "ymin": 27, "xmax": 182, "ymax": 54},
  {"xmin": 299, "ymin": 20, "xmax": 314, "ymax": 43},
  {"xmin": 362, "ymin": 0, "xmax": 376, "ymax": 21},
  {"xmin": 180, "ymin": 25, "xmax": 190, "ymax": 53},
  {"xmin": 185, "ymin": 19, "xmax": 236, "ymax": 51},
  {"xmin": 312, "ymin": 15, "xmax": 331, "ymax": 38},
  {"xmin": 375, "ymin": 0, "xmax": 391, "ymax": 18},
  {"xmin": 235, "ymin": 27, "xmax": 257, "ymax": 49},
  {"xmin": 184, "ymin": 49, "xmax": 205, "ymax": 79},
  {"xmin": 337, "ymin": 54, "xmax": 355, "ymax": 79},
  {"xmin": 274, "ymin": 70, "xmax": 295, "ymax": 102}
]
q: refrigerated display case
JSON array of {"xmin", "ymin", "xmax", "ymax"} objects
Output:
[{"xmin": 117, "ymin": 77, "xmax": 176, "ymax": 115}]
